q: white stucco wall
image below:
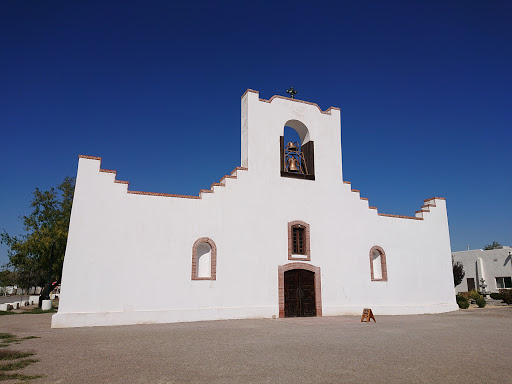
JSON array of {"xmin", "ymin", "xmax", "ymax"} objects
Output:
[
  {"xmin": 453, "ymin": 247, "xmax": 512, "ymax": 293},
  {"xmin": 52, "ymin": 90, "xmax": 457, "ymax": 328}
]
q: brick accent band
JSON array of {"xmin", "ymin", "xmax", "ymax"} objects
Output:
[
  {"xmin": 78, "ymin": 155, "xmax": 247, "ymax": 200},
  {"xmin": 378, "ymin": 213, "xmax": 423, "ymax": 220},
  {"xmin": 99, "ymin": 169, "xmax": 116, "ymax": 174},
  {"xmin": 79, "ymin": 155, "xmax": 102, "ymax": 160},
  {"xmin": 425, "ymin": 197, "xmax": 445, "ymax": 201},
  {"xmin": 241, "ymin": 89, "xmax": 339, "ymax": 115}
]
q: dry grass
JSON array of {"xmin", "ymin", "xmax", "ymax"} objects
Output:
[
  {"xmin": 0, "ymin": 372, "xmax": 43, "ymax": 382},
  {"xmin": 0, "ymin": 350, "xmax": 35, "ymax": 361},
  {"xmin": 0, "ymin": 334, "xmax": 42, "ymax": 382},
  {"xmin": 0, "ymin": 334, "xmax": 39, "ymax": 348},
  {"xmin": 0, "ymin": 359, "xmax": 38, "ymax": 371},
  {"xmin": 0, "ymin": 307, "xmax": 56, "ymax": 316}
]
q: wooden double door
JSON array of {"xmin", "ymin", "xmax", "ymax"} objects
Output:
[{"xmin": 284, "ymin": 269, "xmax": 316, "ymax": 317}]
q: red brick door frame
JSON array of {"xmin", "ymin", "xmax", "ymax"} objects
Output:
[{"xmin": 278, "ymin": 262, "xmax": 322, "ymax": 318}]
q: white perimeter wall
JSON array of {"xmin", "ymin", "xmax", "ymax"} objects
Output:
[{"xmin": 53, "ymin": 90, "xmax": 457, "ymax": 328}]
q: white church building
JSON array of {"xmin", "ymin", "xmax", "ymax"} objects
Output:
[{"xmin": 52, "ymin": 89, "xmax": 458, "ymax": 328}]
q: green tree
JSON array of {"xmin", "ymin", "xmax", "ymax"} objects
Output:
[
  {"xmin": 484, "ymin": 241, "xmax": 502, "ymax": 250},
  {"xmin": 1, "ymin": 177, "xmax": 75, "ymax": 294},
  {"xmin": 0, "ymin": 269, "xmax": 15, "ymax": 287},
  {"xmin": 452, "ymin": 256, "xmax": 465, "ymax": 287}
]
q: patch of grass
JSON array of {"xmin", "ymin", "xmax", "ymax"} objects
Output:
[
  {"xmin": 22, "ymin": 307, "xmax": 56, "ymax": 314},
  {"xmin": 0, "ymin": 334, "xmax": 43, "ymax": 382},
  {"xmin": 0, "ymin": 350, "xmax": 35, "ymax": 361},
  {"xmin": 0, "ymin": 307, "xmax": 56, "ymax": 316},
  {"xmin": 0, "ymin": 311, "xmax": 17, "ymax": 316},
  {"xmin": 0, "ymin": 359, "xmax": 38, "ymax": 372},
  {"xmin": 0, "ymin": 335, "xmax": 17, "ymax": 347},
  {"xmin": 0, "ymin": 372, "xmax": 43, "ymax": 381},
  {"xmin": 0, "ymin": 334, "xmax": 38, "ymax": 348}
]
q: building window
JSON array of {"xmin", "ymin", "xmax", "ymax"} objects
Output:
[
  {"xmin": 369, "ymin": 246, "xmax": 387, "ymax": 281},
  {"xmin": 288, "ymin": 221, "xmax": 310, "ymax": 261},
  {"xmin": 496, "ymin": 277, "xmax": 512, "ymax": 289},
  {"xmin": 293, "ymin": 227, "xmax": 305, "ymax": 254},
  {"xmin": 191, "ymin": 237, "xmax": 217, "ymax": 280}
]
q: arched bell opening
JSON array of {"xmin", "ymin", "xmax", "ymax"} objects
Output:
[{"xmin": 280, "ymin": 120, "xmax": 315, "ymax": 180}]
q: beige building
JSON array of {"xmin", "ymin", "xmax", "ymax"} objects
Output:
[{"xmin": 453, "ymin": 246, "xmax": 512, "ymax": 293}]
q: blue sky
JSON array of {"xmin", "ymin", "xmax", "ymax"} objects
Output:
[{"xmin": 1, "ymin": 1, "xmax": 511, "ymax": 267}]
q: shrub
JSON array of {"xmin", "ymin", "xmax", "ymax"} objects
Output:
[
  {"xmin": 490, "ymin": 292, "xmax": 502, "ymax": 300},
  {"xmin": 456, "ymin": 295, "xmax": 469, "ymax": 309},
  {"xmin": 469, "ymin": 289, "xmax": 481, "ymax": 301},
  {"xmin": 499, "ymin": 289, "xmax": 512, "ymax": 305},
  {"xmin": 475, "ymin": 296, "xmax": 486, "ymax": 308}
]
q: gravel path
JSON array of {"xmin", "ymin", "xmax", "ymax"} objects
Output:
[{"xmin": 1, "ymin": 307, "xmax": 511, "ymax": 383}]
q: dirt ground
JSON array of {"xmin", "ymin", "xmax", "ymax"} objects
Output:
[{"xmin": 1, "ymin": 307, "xmax": 511, "ymax": 384}]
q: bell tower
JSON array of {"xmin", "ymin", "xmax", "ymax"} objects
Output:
[{"xmin": 240, "ymin": 89, "xmax": 342, "ymax": 183}]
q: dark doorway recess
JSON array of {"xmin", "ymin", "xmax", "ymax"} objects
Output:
[
  {"xmin": 284, "ymin": 269, "xmax": 316, "ymax": 317},
  {"xmin": 467, "ymin": 278, "xmax": 475, "ymax": 291}
]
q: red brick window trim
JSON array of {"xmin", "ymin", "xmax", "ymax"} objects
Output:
[
  {"xmin": 288, "ymin": 221, "xmax": 311, "ymax": 261},
  {"xmin": 192, "ymin": 237, "xmax": 217, "ymax": 280},
  {"xmin": 278, "ymin": 262, "xmax": 322, "ymax": 318},
  {"xmin": 369, "ymin": 245, "xmax": 387, "ymax": 281}
]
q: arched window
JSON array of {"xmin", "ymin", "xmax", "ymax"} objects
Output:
[
  {"xmin": 280, "ymin": 120, "xmax": 315, "ymax": 180},
  {"xmin": 192, "ymin": 238, "xmax": 217, "ymax": 280},
  {"xmin": 369, "ymin": 246, "xmax": 387, "ymax": 281},
  {"xmin": 288, "ymin": 221, "xmax": 311, "ymax": 261}
]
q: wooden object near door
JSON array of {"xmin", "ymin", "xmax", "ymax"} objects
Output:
[{"xmin": 361, "ymin": 308, "xmax": 376, "ymax": 323}]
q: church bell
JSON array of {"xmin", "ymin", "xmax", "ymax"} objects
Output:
[
  {"xmin": 286, "ymin": 142, "xmax": 297, "ymax": 151},
  {"xmin": 288, "ymin": 157, "xmax": 299, "ymax": 172}
]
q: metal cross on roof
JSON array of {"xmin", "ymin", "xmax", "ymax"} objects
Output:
[{"xmin": 286, "ymin": 87, "xmax": 297, "ymax": 99}]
